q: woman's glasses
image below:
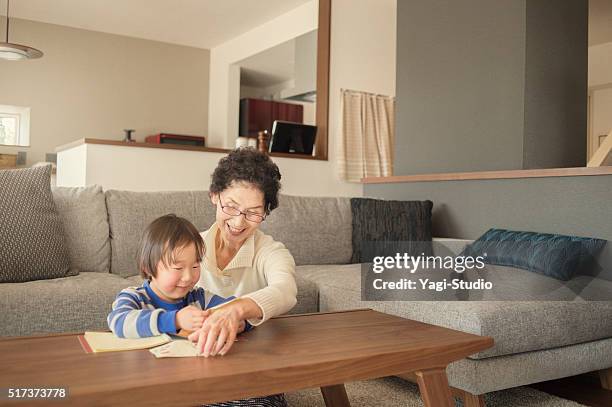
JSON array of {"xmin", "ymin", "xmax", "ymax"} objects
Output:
[{"xmin": 218, "ymin": 195, "xmax": 266, "ymax": 223}]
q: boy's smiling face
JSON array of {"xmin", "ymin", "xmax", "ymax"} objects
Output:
[{"xmin": 149, "ymin": 242, "xmax": 201, "ymax": 302}]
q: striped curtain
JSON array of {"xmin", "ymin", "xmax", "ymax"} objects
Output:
[{"xmin": 338, "ymin": 89, "xmax": 395, "ymax": 182}]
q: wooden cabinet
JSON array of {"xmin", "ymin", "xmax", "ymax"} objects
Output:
[
  {"xmin": 0, "ymin": 153, "xmax": 17, "ymax": 169},
  {"xmin": 239, "ymin": 98, "xmax": 303, "ymax": 137}
]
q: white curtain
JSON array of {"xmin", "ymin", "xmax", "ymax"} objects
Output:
[{"xmin": 338, "ymin": 89, "xmax": 395, "ymax": 182}]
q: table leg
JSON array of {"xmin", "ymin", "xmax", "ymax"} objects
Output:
[
  {"xmin": 414, "ymin": 367, "xmax": 454, "ymax": 407},
  {"xmin": 321, "ymin": 383, "xmax": 351, "ymax": 407}
]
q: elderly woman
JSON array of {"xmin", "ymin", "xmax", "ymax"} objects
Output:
[{"xmin": 188, "ymin": 148, "xmax": 297, "ymax": 407}]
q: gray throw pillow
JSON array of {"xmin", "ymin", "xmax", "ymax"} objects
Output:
[
  {"xmin": 52, "ymin": 186, "xmax": 111, "ymax": 274},
  {"xmin": 0, "ymin": 165, "xmax": 73, "ymax": 283}
]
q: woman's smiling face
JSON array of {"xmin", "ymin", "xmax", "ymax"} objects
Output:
[{"xmin": 211, "ymin": 182, "xmax": 266, "ymax": 247}]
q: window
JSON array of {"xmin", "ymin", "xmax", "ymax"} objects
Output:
[{"xmin": 0, "ymin": 105, "xmax": 30, "ymax": 146}]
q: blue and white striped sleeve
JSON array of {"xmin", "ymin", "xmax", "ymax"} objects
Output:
[
  {"xmin": 189, "ymin": 287, "xmax": 237, "ymax": 310},
  {"xmin": 191, "ymin": 288, "xmax": 253, "ymax": 332},
  {"xmin": 107, "ymin": 288, "xmax": 177, "ymax": 338}
]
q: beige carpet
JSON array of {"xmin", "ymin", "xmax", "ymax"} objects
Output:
[{"xmin": 285, "ymin": 376, "xmax": 586, "ymax": 407}]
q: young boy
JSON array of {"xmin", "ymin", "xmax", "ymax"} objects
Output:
[{"xmin": 107, "ymin": 214, "xmax": 247, "ymax": 338}]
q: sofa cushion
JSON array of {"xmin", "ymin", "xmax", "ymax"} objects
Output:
[
  {"xmin": 297, "ymin": 263, "xmax": 612, "ymax": 359},
  {"xmin": 0, "ymin": 272, "xmax": 133, "ymax": 336},
  {"xmin": 350, "ymin": 198, "xmax": 433, "ymax": 263},
  {"xmin": 105, "ymin": 190, "xmax": 216, "ymax": 277},
  {"xmin": 290, "ymin": 274, "xmax": 319, "ymax": 314},
  {"xmin": 462, "ymin": 228, "xmax": 607, "ymax": 281},
  {"xmin": 260, "ymin": 195, "xmax": 352, "ymax": 265},
  {"xmin": 52, "ymin": 186, "xmax": 111, "ymax": 273},
  {"xmin": 0, "ymin": 165, "xmax": 73, "ymax": 283},
  {"xmin": 296, "ymin": 264, "xmax": 387, "ymax": 314}
]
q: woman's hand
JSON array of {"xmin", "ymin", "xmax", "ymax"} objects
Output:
[
  {"xmin": 188, "ymin": 304, "xmax": 242, "ymax": 357},
  {"xmin": 237, "ymin": 319, "xmax": 246, "ymax": 333}
]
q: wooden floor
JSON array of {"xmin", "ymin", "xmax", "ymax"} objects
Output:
[{"xmin": 530, "ymin": 372, "xmax": 612, "ymax": 407}]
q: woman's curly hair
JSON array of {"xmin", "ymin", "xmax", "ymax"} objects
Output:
[{"xmin": 209, "ymin": 148, "xmax": 282, "ymax": 214}]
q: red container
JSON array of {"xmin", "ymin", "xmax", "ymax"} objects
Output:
[{"xmin": 145, "ymin": 133, "xmax": 206, "ymax": 147}]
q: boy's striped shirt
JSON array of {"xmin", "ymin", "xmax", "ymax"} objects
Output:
[{"xmin": 107, "ymin": 280, "xmax": 237, "ymax": 338}]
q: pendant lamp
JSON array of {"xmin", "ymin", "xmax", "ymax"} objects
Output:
[{"xmin": 0, "ymin": 0, "xmax": 43, "ymax": 60}]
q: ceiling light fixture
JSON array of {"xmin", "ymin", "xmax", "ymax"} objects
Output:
[{"xmin": 0, "ymin": 0, "xmax": 43, "ymax": 60}]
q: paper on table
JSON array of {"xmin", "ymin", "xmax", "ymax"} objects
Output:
[
  {"xmin": 150, "ymin": 340, "xmax": 201, "ymax": 358},
  {"xmin": 149, "ymin": 299, "xmax": 241, "ymax": 358},
  {"xmin": 83, "ymin": 332, "xmax": 172, "ymax": 353},
  {"xmin": 150, "ymin": 336, "xmax": 242, "ymax": 358}
]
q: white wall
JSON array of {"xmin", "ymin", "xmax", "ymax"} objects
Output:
[
  {"xmin": 45, "ymin": 0, "xmax": 398, "ymax": 198},
  {"xmin": 84, "ymin": 145, "xmax": 224, "ymax": 192},
  {"xmin": 588, "ymin": 41, "xmax": 612, "ymax": 158},
  {"xmin": 290, "ymin": 0, "xmax": 397, "ymax": 197},
  {"xmin": 0, "ymin": 19, "xmax": 210, "ymax": 166},
  {"xmin": 589, "ymin": 41, "xmax": 612, "ymax": 87},
  {"xmin": 590, "ymin": 88, "xmax": 612, "ymax": 156},
  {"xmin": 208, "ymin": 0, "xmax": 396, "ymax": 197},
  {"xmin": 56, "ymin": 143, "xmax": 364, "ymax": 197},
  {"xmin": 56, "ymin": 143, "xmax": 87, "ymax": 187},
  {"xmin": 208, "ymin": 1, "xmax": 318, "ymax": 148},
  {"xmin": 301, "ymin": 102, "xmax": 316, "ymax": 125},
  {"xmin": 328, "ymin": 0, "xmax": 397, "ymax": 190}
]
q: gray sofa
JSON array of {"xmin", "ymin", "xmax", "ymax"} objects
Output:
[{"xmin": 1, "ymin": 186, "xmax": 611, "ymax": 400}]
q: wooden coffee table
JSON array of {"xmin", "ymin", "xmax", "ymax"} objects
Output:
[{"xmin": 0, "ymin": 309, "xmax": 492, "ymax": 406}]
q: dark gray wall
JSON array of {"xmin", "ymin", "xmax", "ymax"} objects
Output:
[
  {"xmin": 523, "ymin": 0, "xmax": 588, "ymax": 168},
  {"xmin": 394, "ymin": 0, "xmax": 526, "ymax": 175},
  {"xmin": 394, "ymin": 0, "xmax": 588, "ymax": 175},
  {"xmin": 364, "ymin": 175, "xmax": 612, "ymax": 241}
]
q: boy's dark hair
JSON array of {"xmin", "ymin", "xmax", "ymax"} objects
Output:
[
  {"xmin": 209, "ymin": 147, "xmax": 282, "ymax": 215},
  {"xmin": 137, "ymin": 214, "xmax": 205, "ymax": 280}
]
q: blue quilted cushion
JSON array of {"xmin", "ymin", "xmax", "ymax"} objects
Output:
[{"xmin": 461, "ymin": 228, "xmax": 607, "ymax": 280}]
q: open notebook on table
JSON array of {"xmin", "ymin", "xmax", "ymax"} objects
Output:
[{"xmin": 78, "ymin": 332, "xmax": 172, "ymax": 353}]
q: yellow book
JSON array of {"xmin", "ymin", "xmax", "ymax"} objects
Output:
[{"xmin": 81, "ymin": 332, "xmax": 172, "ymax": 353}]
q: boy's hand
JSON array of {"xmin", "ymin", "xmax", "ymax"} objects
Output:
[{"xmin": 175, "ymin": 306, "xmax": 210, "ymax": 331}]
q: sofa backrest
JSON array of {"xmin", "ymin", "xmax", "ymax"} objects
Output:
[
  {"xmin": 583, "ymin": 242, "xmax": 612, "ymax": 281},
  {"xmin": 52, "ymin": 186, "xmax": 111, "ymax": 273},
  {"xmin": 260, "ymin": 194, "xmax": 353, "ymax": 265},
  {"xmin": 54, "ymin": 186, "xmax": 609, "ymax": 281},
  {"xmin": 105, "ymin": 191, "xmax": 354, "ymax": 277},
  {"xmin": 105, "ymin": 190, "xmax": 215, "ymax": 278}
]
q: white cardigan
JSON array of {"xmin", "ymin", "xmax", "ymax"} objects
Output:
[{"xmin": 198, "ymin": 224, "xmax": 297, "ymax": 326}]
